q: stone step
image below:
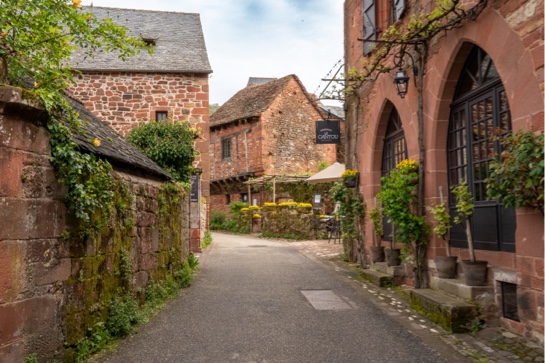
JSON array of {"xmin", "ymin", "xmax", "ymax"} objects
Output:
[
  {"xmin": 360, "ymin": 269, "xmax": 394, "ymax": 288},
  {"xmin": 409, "ymin": 288, "xmax": 479, "ymax": 333},
  {"xmin": 372, "ymin": 261, "xmax": 405, "ymax": 276},
  {"xmin": 430, "ymin": 276, "xmax": 494, "ymax": 304}
]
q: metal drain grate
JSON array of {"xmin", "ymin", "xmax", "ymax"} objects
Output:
[{"xmin": 301, "ymin": 290, "xmax": 352, "ymax": 310}]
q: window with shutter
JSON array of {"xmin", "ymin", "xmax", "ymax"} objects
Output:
[
  {"xmin": 392, "ymin": 0, "xmax": 406, "ymax": 22},
  {"xmin": 362, "ymin": 0, "xmax": 376, "ymax": 55}
]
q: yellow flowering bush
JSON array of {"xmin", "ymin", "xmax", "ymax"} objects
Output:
[
  {"xmin": 253, "ymin": 213, "xmax": 262, "ymax": 219},
  {"xmin": 263, "ymin": 202, "xmax": 277, "ymax": 207},
  {"xmin": 341, "ymin": 169, "xmax": 358, "ymax": 178},
  {"xmin": 297, "ymin": 203, "xmax": 313, "ymax": 208},
  {"xmin": 278, "ymin": 201, "xmax": 298, "ymax": 207},
  {"xmin": 240, "ymin": 208, "xmax": 250, "ymax": 212},
  {"xmin": 396, "ymin": 159, "xmax": 418, "ymax": 173},
  {"xmin": 248, "ymin": 205, "xmax": 260, "ymax": 210}
]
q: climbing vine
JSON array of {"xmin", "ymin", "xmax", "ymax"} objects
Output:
[{"xmin": 331, "ymin": 182, "xmax": 366, "ymax": 260}]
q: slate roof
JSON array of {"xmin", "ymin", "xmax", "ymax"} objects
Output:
[
  {"xmin": 70, "ymin": 7, "xmax": 212, "ymax": 74},
  {"xmin": 319, "ymin": 105, "xmax": 345, "ymax": 120},
  {"xmin": 68, "ymin": 96, "xmax": 171, "ymax": 179},
  {"xmin": 211, "ymin": 74, "xmax": 317, "ymax": 128},
  {"xmin": 247, "ymin": 77, "xmax": 277, "ymax": 86}
]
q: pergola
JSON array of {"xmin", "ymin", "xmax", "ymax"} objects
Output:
[{"xmin": 243, "ymin": 174, "xmax": 310, "ymax": 204}]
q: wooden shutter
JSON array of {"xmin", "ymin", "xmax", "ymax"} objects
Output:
[
  {"xmin": 362, "ymin": 0, "xmax": 376, "ymax": 55},
  {"xmin": 393, "ymin": 0, "xmax": 406, "ymax": 22}
]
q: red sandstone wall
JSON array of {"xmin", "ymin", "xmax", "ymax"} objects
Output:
[
  {"xmin": 0, "ymin": 87, "xmax": 191, "ymax": 362},
  {"xmin": 261, "ymin": 78, "xmax": 337, "ymax": 175},
  {"xmin": 344, "ymin": 0, "xmax": 544, "ymax": 341}
]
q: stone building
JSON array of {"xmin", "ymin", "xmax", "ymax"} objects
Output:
[
  {"xmin": 69, "ymin": 7, "xmax": 212, "ymax": 252},
  {"xmin": 209, "ymin": 75, "xmax": 339, "ymax": 214},
  {"xmin": 344, "ymin": 0, "xmax": 543, "ymax": 342}
]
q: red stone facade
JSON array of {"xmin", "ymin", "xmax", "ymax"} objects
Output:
[
  {"xmin": 209, "ymin": 77, "xmax": 337, "ymax": 214},
  {"xmin": 345, "ymin": 0, "xmax": 543, "ymax": 341},
  {"xmin": 70, "ymin": 71, "xmax": 210, "ymax": 252}
]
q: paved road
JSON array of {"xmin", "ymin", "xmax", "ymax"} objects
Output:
[{"xmin": 100, "ymin": 233, "xmax": 469, "ymax": 363}]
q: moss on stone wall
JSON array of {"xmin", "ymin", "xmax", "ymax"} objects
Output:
[{"xmin": 63, "ymin": 177, "xmax": 189, "ymax": 355}]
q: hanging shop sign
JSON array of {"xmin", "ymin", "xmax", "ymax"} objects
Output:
[
  {"xmin": 315, "ymin": 120, "xmax": 340, "ymax": 144},
  {"xmin": 190, "ymin": 174, "xmax": 199, "ymax": 202}
]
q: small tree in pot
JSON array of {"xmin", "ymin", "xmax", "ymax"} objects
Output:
[
  {"xmin": 451, "ymin": 180, "xmax": 487, "ymax": 286},
  {"xmin": 369, "ymin": 198, "xmax": 385, "ymax": 263},
  {"xmin": 430, "ymin": 186, "xmax": 457, "ymax": 278}
]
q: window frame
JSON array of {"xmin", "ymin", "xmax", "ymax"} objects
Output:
[
  {"xmin": 221, "ymin": 138, "xmax": 232, "ymax": 160},
  {"xmin": 155, "ymin": 111, "xmax": 168, "ymax": 121}
]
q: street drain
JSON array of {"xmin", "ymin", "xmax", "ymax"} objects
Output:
[
  {"xmin": 248, "ymin": 245, "xmax": 267, "ymax": 248},
  {"xmin": 301, "ymin": 290, "xmax": 352, "ymax": 310}
]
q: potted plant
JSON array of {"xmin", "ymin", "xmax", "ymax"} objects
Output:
[
  {"xmin": 341, "ymin": 169, "xmax": 358, "ymax": 188},
  {"xmin": 452, "ymin": 180, "xmax": 487, "ymax": 286},
  {"xmin": 378, "ymin": 159, "xmax": 427, "ymax": 275},
  {"xmin": 369, "ymin": 198, "xmax": 385, "ymax": 263},
  {"xmin": 430, "ymin": 186, "xmax": 457, "ymax": 278}
]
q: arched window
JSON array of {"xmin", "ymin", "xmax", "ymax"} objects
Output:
[
  {"xmin": 381, "ymin": 108, "xmax": 408, "ymax": 241},
  {"xmin": 448, "ymin": 45, "xmax": 516, "ymax": 252}
]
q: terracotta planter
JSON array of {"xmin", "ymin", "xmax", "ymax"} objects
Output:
[
  {"xmin": 370, "ymin": 246, "xmax": 385, "ymax": 263},
  {"xmin": 385, "ymin": 248, "xmax": 401, "ymax": 266},
  {"xmin": 461, "ymin": 260, "xmax": 488, "ymax": 286},
  {"xmin": 434, "ymin": 256, "xmax": 457, "ymax": 279}
]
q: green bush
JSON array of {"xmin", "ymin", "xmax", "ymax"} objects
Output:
[
  {"xmin": 210, "ymin": 211, "xmax": 226, "ymax": 230},
  {"xmin": 106, "ymin": 294, "xmax": 141, "ymax": 338},
  {"xmin": 202, "ymin": 230, "xmax": 213, "ymax": 248},
  {"xmin": 174, "ymin": 261, "xmax": 193, "ymax": 288},
  {"xmin": 127, "ymin": 121, "xmax": 197, "ymax": 183},
  {"xmin": 229, "ymin": 201, "xmax": 248, "ymax": 217}
]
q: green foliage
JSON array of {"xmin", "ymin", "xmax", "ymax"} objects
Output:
[
  {"xmin": 117, "ymin": 249, "xmax": 133, "ymax": 289},
  {"xmin": 210, "ymin": 211, "xmax": 227, "ymax": 230},
  {"xmin": 174, "ymin": 261, "xmax": 193, "ymax": 288},
  {"xmin": 106, "ymin": 293, "xmax": 141, "ymax": 338},
  {"xmin": 24, "ymin": 353, "xmax": 38, "ymax": 363},
  {"xmin": 127, "ymin": 121, "xmax": 197, "ymax": 183},
  {"xmin": 430, "ymin": 200, "xmax": 451, "ymax": 240},
  {"xmin": 202, "ymin": 230, "xmax": 213, "ymax": 248},
  {"xmin": 377, "ymin": 160, "xmax": 428, "ymax": 247},
  {"xmin": 75, "ymin": 321, "xmax": 112, "ymax": 363},
  {"xmin": 369, "ymin": 204, "xmax": 384, "ymax": 240},
  {"xmin": 48, "ymin": 119, "xmax": 114, "ymax": 238},
  {"xmin": 331, "ymin": 182, "xmax": 366, "ymax": 253},
  {"xmin": 486, "ymin": 130, "xmax": 544, "ymax": 214},
  {"xmin": 229, "ymin": 201, "xmax": 248, "ymax": 217},
  {"xmin": 317, "ymin": 160, "xmax": 329, "ymax": 171},
  {"xmin": 188, "ymin": 253, "xmax": 199, "ymax": 270},
  {"xmin": 451, "ymin": 180, "xmax": 474, "ymax": 224}
]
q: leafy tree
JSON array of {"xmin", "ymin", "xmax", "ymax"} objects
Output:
[
  {"xmin": 127, "ymin": 121, "xmax": 197, "ymax": 183},
  {"xmin": 0, "ymin": 0, "xmax": 147, "ymax": 229}
]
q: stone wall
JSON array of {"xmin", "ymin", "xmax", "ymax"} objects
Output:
[
  {"xmin": 0, "ymin": 92, "xmax": 190, "ymax": 362},
  {"xmin": 70, "ymin": 71, "xmax": 209, "ymax": 252}
]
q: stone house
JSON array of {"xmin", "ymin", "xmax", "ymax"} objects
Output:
[
  {"xmin": 69, "ymin": 7, "xmax": 212, "ymax": 252},
  {"xmin": 0, "ymin": 86, "xmax": 191, "ymax": 362},
  {"xmin": 209, "ymin": 75, "xmax": 339, "ymax": 214},
  {"xmin": 344, "ymin": 0, "xmax": 543, "ymax": 342}
]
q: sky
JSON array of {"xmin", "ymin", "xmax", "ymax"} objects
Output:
[{"xmin": 84, "ymin": 0, "xmax": 344, "ymax": 106}]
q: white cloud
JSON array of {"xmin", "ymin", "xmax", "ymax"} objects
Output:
[{"xmin": 84, "ymin": 0, "xmax": 343, "ymax": 105}]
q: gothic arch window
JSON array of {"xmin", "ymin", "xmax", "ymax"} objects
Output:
[
  {"xmin": 447, "ymin": 45, "xmax": 516, "ymax": 252},
  {"xmin": 381, "ymin": 107, "xmax": 408, "ymax": 241}
]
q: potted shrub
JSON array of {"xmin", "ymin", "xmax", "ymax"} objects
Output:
[
  {"xmin": 378, "ymin": 159, "xmax": 428, "ymax": 277},
  {"xmin": 430, "ymin": 186, "xmax": 457, "ymax": 278},
  {"xmin": 369, "ymin": 199, "xmax": 385, "ymax": 263},
  {"xmin": 452, "ymin": 180, "xmax": 487, "ymax": 286},
  {"xmin": 342, "ymin": 169, "xmax": 358, "ymax": 188}
]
